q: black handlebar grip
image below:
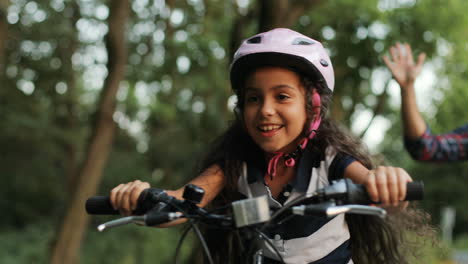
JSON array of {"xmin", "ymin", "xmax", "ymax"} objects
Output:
[
  {"xmin": 405, "ymin": 181, "xmax": 424, "ymax": 201},
  {"xmin": 86, "ymin": 196, "xmax": 119, "ymax": 215},
  {"xmin": 347, "ymin": 180, "xmax": 424, "ymax": 204},
  {"xmin": 85, "ymin": 188, "xmax": 167, "ymax": 215}
]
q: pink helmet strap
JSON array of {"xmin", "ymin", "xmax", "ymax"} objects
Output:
[{"xmin": 266, "ymin": 89, "xmax": 321, "ymax": 180}]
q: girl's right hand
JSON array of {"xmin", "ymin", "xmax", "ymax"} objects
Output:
[
  {"xmin": 110, "ymin": 180, "xmax": 151, "ymax": 216},
  {"xmin": 382, "ymin": 42, "xmax": 426, "ymax": 90}
]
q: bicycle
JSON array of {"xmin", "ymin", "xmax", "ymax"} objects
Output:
[{"xmin": 86, "ymin": 179, "xmax": 423, "ymax": 264}]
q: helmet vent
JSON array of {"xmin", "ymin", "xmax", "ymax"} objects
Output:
[
  {"xmin": 247, "ymin": 36, "xmax": 262, "ymax": 44},
  {"xmin": 320, "ymin": 59, "xmax": 329, "ymax": 67},
  {"xmin": 292, "ymin": 38, "xmax": 315, "ymax": 45}
]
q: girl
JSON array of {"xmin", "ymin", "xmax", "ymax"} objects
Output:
[{"xmin": 110, "ymin": 29, "xmax": 427, "ymax": 263}]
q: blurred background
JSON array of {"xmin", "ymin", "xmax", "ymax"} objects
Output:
[{"xmin": 2, "ymin": 0, "xmax": 468, "ymax": 263}]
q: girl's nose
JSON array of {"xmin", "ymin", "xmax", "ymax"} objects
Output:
[{"xmin": 260, "ymin": 100, "xmax": 275, "ymax": 116}]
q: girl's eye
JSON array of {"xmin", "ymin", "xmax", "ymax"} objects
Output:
[
  {"xmin": 246, "ymin": 95, "xmax": 259, "ymax": 103},
  {"xmin": 277, "ymin": 94, "xmax": 290, "ymax": 100}
]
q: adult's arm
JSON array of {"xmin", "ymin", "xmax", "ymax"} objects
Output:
[
  {"xmin": 383, "ymin": 42, "xmax": 427, "ymax": 140},
  {"xmin": 383, "ymin": 43, "xmax": 468, "ymax": 161},
  {"xmin": 404, "ymin": 124, "xmax": 468, "ymax": 161}
]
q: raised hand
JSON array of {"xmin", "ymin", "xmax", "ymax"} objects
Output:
[{"xmin": 383, "ymin": 42, "xmax": 426, "ymax": 90}]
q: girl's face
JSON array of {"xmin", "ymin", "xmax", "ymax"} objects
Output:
[{"xmin": 243, "ymin": 67, "xmax": 308, "ymax": 154}]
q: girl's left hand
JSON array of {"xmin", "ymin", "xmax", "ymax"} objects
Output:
[{"xmin": 363, "ymin": 166, "xmax": 413, "ymax": 207}]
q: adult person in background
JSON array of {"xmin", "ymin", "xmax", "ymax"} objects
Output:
[{"xmin": 383, "ymin": 42, "xmax": 468, "ymax": 161}]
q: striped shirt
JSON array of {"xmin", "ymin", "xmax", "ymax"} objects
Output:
[
  {"xmin": 237, "ymin": 147, "xmax": 355, "ymax": 264},
  {"xmin": 404, "ymin": 124, "xmax": 468, "ymax": 162}
]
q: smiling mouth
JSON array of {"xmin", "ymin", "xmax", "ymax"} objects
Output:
[{"xmin": 257, "ymin": 124, "xmax": 283, "ymax": 132}]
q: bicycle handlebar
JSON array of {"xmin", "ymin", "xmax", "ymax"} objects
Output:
[
  {"xmin": 312, "ymin": 179, "xmax": 424, "ymax": 205},
  {"xmin": 86, "ymin": 180, "xmax": 424, "ymax": 216},
  {"xmin": 86, "ymin": 179, "xmax": 424, "ymax": 264}
]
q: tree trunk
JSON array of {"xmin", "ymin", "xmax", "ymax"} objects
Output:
[
  {"xmin": 258, "ymin": 0, "xmax": 321, "ymax": 32},
  {"xmin": 57, "ymin": 0, "xmax": 81, "ymax": 193},
  {"xmin": 258, "ymin": 0, "xmax": 291, "ymax": 31},
  {"xmin": 228, "ymin": 0, "xmax": 323, "ymax": 63},
  {"xmin": 49, "ymin": 0, "xmax": 130, "ymax": 263}
]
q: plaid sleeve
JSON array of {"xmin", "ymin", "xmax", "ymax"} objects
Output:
[{"xmin": 404, "ymin": 124, "xmax": 468, "ymax": 162}]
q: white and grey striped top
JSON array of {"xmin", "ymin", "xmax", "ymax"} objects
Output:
[{"xmin": 237, "ymin": 147, "xmax": 355, "ymax": 264}]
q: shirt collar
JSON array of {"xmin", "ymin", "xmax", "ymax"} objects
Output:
[{"xmin": 246, "ymin": 148, "xmax": 324, "ymax": 192}]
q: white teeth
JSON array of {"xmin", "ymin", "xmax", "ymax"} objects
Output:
[{"xmin": 259, "ymin": 125, "xmax": 281, "ymax": 131}]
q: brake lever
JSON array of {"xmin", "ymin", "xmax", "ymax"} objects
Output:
[
  {"xmin": 97, "ymin": 210, "xmax": 184, "ymax": 232},
  {"xmin": 291, "ymin": 204, "xmax": 386, "ymax": 218},
  {"xmin": 325, "ymin": 205, "xmax": 386, "ymax": 218},
  {"xmin": 97, "ymin": 215, "xmax": 146, "ymax": 231}
]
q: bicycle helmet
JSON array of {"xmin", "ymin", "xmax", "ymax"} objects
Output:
[
  {"xmin": 230, "ymin": 28, "xmax": 334, "ymax": 93},
  {"xmin": 230, "ymin": 28, "xmax": 335, "ymax": 178}
]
